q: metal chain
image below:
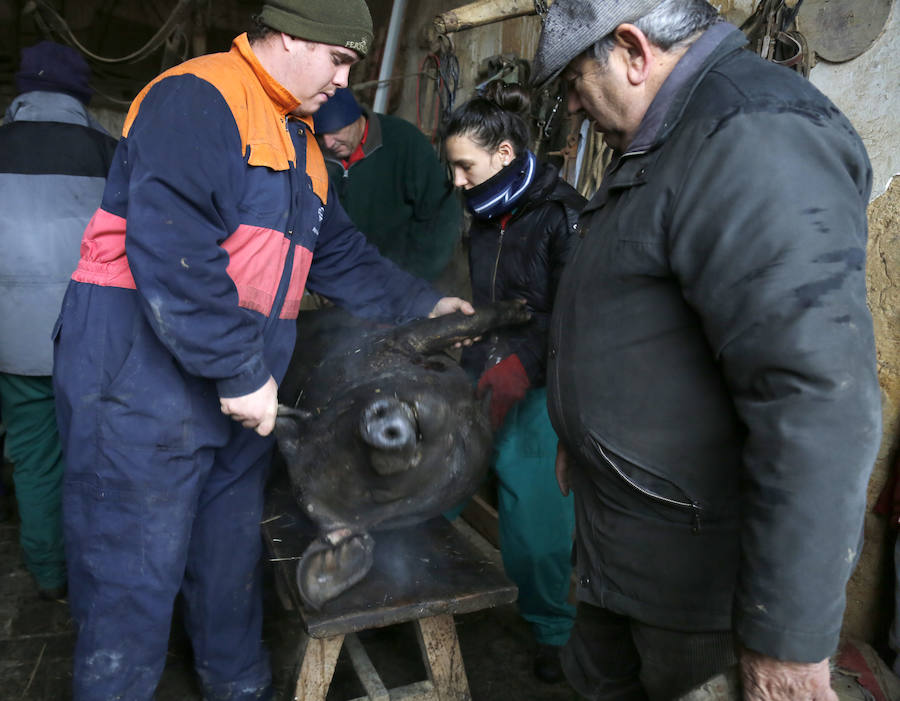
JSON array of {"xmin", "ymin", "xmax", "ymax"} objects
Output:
[{"xmin": 533, "ymin": 0, "xmax": 549, "ymax": 21}]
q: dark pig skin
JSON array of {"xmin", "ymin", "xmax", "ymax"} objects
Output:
[{"xmin": 274, "ymin": 300, "xmax": 531, "ymax": 609}]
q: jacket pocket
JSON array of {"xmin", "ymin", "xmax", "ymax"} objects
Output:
[
  {"xmin": 586, "ymin": 432, "xmax": 703, "ymax": 533},
  {"xmin": 98, "ymin": 316, "xmax": 193, "ymax": 451}
]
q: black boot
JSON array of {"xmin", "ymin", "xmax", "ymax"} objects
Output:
[
  {"xmin": 533, "ymin": 643, "xmax": 564, "ymax": 683},
  {"xmin": 37, "ymin": 583, "xmax": 67, "ymax": 602}
]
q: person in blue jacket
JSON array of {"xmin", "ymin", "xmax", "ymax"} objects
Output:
[
  {"xmin": 51, "ymin": 2, "xmax": 472, "ymax": 699},
  {"xmin": 0, "ymin": 40, "xmax": 116, "ymax": 601}
]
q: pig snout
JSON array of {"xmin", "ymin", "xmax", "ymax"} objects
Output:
[{"xmin": 359, "ymin": 398, "xmax": 418, "ymax": 475}]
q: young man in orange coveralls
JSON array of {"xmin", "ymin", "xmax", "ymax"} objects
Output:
[{"xmin": 52, "ymin": 2, "xmax": 473, "ymax": 699}]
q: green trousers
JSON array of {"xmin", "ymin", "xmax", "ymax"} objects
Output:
[
  {"xmin": 0, "ymin": 373, "xmax": 66, "ymax": 589},
  {"xmin": 495, "ymin": 386, "xmax": 576, "ymax": 646},
  {"xmin": 448, "ymin": 387, "xmax": 576, "ymax": 645}
]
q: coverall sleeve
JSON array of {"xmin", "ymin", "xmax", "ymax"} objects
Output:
[
  {"xmin": 668, "ymin": 109, "xmax": 880, "ymax": 662},
  {"xmin": 122, "ymin": 76, "xmax": 270, "ymax": 399},
  {"xmin": 307, "ymin": 182, "xmax": 441, "ymax": 323},
  {"xmin": 401, "ymin": 131, "xmax": 462, "ymax": 281}
]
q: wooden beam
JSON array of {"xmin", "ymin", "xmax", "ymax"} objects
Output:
[
  {"xmin": 416, "ymin": 614, "xmax": 471, "ymax": 701},
  {"xmin": 288, "ymin": 631, "xmax": 344, "ymax": 701},
  {"xmin": 433, "ymin": 0, "xmax": 554, "ymax": 35},
  {"xmin": 460, "ymin": 494, "xmax": 500, "ymax": 549}
]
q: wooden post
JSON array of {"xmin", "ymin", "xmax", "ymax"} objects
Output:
[
  {"xmin": 416, "ymin": 614, "xmax": 471, "ymax": 701},
  {"xmin": 286, "ymin": 630, "xmax": 345, "ymax": 701},
  {"xmin": 433, "ymin": 0, "xmax": 555, "ymax": 34}
]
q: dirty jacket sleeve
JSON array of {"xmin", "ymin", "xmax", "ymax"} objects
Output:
[
  {"xmin": 667, "ymin": 107, "xmax": 880, "ymax": 662},
  {"xmin": 121, "ymin": 78, "xmax": 270, "ymax": 399},
  {"xmin": 306, "ymin": 181, "xmax": 441, "ymax": 323}
]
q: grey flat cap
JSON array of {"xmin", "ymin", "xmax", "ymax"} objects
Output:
[{"xmin": 531, "ymin": 0, "xmax": 665, "ymax": 87}]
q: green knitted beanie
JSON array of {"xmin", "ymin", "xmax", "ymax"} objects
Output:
[{"xmin": 260, "ymin": 0, "xmax": 373, "ymax": 57}]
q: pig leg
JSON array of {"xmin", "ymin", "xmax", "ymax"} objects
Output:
[{"xmin": 295, "ymin": 531, "xmax": 375, "ymax": 610}]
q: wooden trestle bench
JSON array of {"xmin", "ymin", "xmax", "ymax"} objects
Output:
[{"xmin": 262, "ymin": 477, "xmax": 518, "ymax": 701}]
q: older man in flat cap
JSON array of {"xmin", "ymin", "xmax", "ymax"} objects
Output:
[
  {"xmin": 52, "ymin": 2, "xmax": 473, "ymax": 699},
  {"xmin": 533, "ymin": 1, "xmax": 879, "ymax": 699}
]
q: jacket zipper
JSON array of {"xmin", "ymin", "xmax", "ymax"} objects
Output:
[
  {"xmin": 593, "ymin": 438, "xmax": 702, "ymax": 533},
  {"xmin": 490, "ymin": 217, "xmax": 510, "ymax": 302},
  {"xmin": 265, "ymin": 117, "xmax": 300, "ymax": 333}
]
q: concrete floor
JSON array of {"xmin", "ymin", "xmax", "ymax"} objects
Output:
[{"xmin": 0, "ymin": 496, "xmax": 576, "ymax": 700}]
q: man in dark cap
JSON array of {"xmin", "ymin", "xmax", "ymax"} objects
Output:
[
  {"xmin": 532, "ymin": 0, "xmax": 880, "ymax": 699},
  {"xmin": 51, "ymin": 2, "xmax": 473, "ymax": 699},
  {"xmin": 314, "ymin": 88, "xmax": 461, "ymax": 283},
  {"xmin": 0, "ymin": 40, "xmax": 116, "ymax": 602}
]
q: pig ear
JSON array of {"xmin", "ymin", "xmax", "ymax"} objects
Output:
[{"xmin": 274, "ymin": 407, "xmax": 306, "ymax": 463}]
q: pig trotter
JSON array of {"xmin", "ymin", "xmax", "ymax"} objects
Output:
[{"xmin": 296, "ymin": 531, "xmax": 375, "ymax": 610}]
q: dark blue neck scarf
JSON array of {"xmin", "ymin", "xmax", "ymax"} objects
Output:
[{"xmin": 463, "ymin": 149, "xmax": 536, "ymax": 220}]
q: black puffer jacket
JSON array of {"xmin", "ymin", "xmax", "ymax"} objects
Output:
[
  {"xmin": 462, "ymin": 160, "xmax": 585, "ymax": 385},
  {"xmin": 548, "ymin": 23, "xmax": 880, "ymax": 662}
]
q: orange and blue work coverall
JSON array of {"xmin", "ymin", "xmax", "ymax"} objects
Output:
[{"xmin": 52, "ymin": 34, "xmax": 438, "ymax": 701}]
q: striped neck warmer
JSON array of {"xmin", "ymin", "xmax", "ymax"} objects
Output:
[{"xmin": 463, "ymin": 149, "xmax": 536, "ymax": 220}]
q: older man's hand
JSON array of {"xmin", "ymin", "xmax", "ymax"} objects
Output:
[{"xmin": 740, "ymin": 649, "xmax": 836, "ymax": 701}]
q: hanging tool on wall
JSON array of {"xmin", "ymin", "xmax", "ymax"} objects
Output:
[
  {"xmin": 417, "ymin": 33, "xmax": 460, "ymax": 148},
  {"xmin": 474, "ymin": 54, "xmax": 531, "ymax": 92},
  {"xmin": 532, "ymin": 89, "xmax": 563, "ymax": 153},
  {"xmin": 426, "ymin": 0, "xmax": 575, "ymax": 166},
  {"xmin": 740, "ymin": 0, "xmax": 813, "ymax": 76},
  {"xmin": 795, "ymin": 0, "xmax": 893, "ymax": 64}
]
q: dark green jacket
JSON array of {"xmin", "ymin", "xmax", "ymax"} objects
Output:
[{"xmin": 322, "ymin": 109, "xmax": 461, "ymax": 281}]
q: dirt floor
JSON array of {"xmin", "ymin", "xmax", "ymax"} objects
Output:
[{"xmin": 0, "ymin": 491, "xmax": 577, "ymax": 700}]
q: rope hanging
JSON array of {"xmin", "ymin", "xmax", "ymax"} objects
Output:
[{"xmin": 23, "ymin": 0, "xmax": 194, "ymax": 65}]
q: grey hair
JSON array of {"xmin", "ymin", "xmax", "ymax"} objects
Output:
[{"xmin": 588, "ymin": 0, "xmax": 719, "ymax": 65}]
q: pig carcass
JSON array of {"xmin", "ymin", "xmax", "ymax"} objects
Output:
[{"xmin": 274, "ymin": 300, "xmax": 530, "ymax": 609}]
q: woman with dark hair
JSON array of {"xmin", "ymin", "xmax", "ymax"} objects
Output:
[{"xmin": 444, "ymin": 80, "xmax": 586, "ymax": 683}]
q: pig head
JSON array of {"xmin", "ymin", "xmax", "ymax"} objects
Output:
[{"xmin": 274, "ymin": 300, "xmax": 531, "ymax": 610}]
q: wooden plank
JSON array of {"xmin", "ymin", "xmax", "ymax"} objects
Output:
[
  {"xmin": 434, "ymin": 0, "xmax": 554, "ymax": 34},
  {"xmin": 416, "ymin": 615, "xmax": 471, "ymax": 701},
  {"xmin": 263, "ymin": 478, "xmax": 518, "ymax": 639},
  {"xmin": 343, "ymin": 633, "xmax": 390, "ymax": 701},
  {"xmin": 459, "ymin": 495, "xmax": 499, "ymax": 549},
  {"xmin": 286, "ymin": 631, "xmax": 344, "ymax": 701},
  {"xmin": 459, "ymin": 489, "xmax": 578, "ymax": 603},
  {"xmin": 349, "ymin": 681, "xmax": 437, "ymax": 701}
]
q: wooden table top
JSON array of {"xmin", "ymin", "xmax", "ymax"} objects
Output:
[{"xmin": 262, "ymin": 474, "xmax": 518, "ymax": 638}]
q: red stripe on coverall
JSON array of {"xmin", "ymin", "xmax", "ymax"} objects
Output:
[
  {"xmin": 72, "ymin": 208, "xmax": 136, "ymax": 289},
  {"xmin": 223, "ymin": 223, "xmax": 299, "ymax": 317},
  {"xmin": 74, "ymin": 213, "xmax": 305, "ymax": 321}
]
